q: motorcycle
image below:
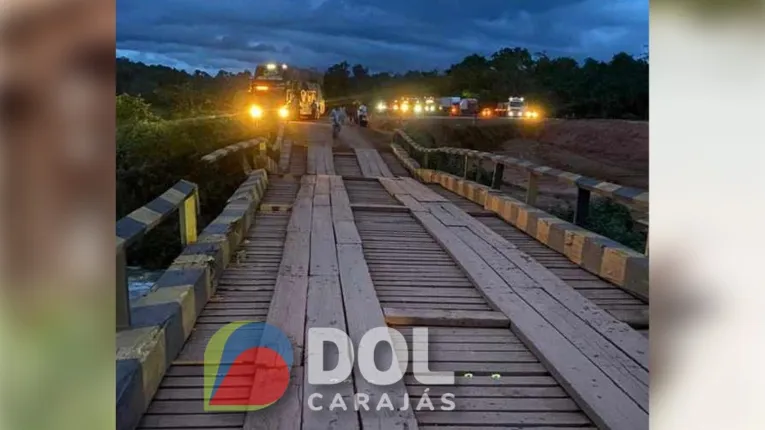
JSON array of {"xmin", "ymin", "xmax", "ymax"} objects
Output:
[
  {"xmin": 358, "ymin": 112, "xmax": 368, "ymax": 128},
  {"xmin": 332, "ymin": 121, "xmax": 341, "ymax": 139}
]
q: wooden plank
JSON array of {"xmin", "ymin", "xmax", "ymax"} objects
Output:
[
  {"xmin": 403, "ymin": 375, "xmax": 558, "ymax": 386},
  {"xmin": 350, "ymin": 203, "xmax": 408, "ymax": 213},
  {"xmin": 400, "ymin": 177, "xmax": 448, "ymax": 202},
  {"xmin": 139, "ymin": 413, "xmax": 244, "ymax": 428},
  {"xmin": 415, "ymin": 411, "xmax": 591, "ymax": 426},
  {"xmin": 359, "ymin": 149, "xmax": 394, "ymax": 178},
  {"xmin": 378, "ymin": 177, "xmax": 408, "ymax": 196},
  {"xmin": 268, "ymin": 180, "xmax": 312, "ymax": 362},
  {"xmin": 329, "ymin": 177, "xmax": 363, "ymax": 246},
  {"xmin": 307, "ymin": 145, "xmax": 317, "ymax": 174},
  {"xmin": 336, "ymin": 243, "xmax": 419, "ymax": 429},
  {"xmin": 384, "ymin": 308, "xmax": 509, "ymax": 328},
  {"xmin": 330, "ymin": 187, "xmax": 353, "ymax": 222},
  {"xmin": 425, "ymin": 202, "xmax": 467, "ymax": 226},
  {"xmin": 608, "ymin": 309, "xmax": 649, "ymax": 329},
  {"xmin": 373, "ymin": 152, "xmax": 395, "ymax": 178},
  {"xmin": 243, "ymin": 366, "xmax": 303, "ymax": 430},
  {"xmin": 410, "ymin": 210, "xmax": 648, "ymax": 430},
  {"xmin": 354, "ymin": 149, "xmax": 374, "ymax": 177},
  {"xmin": 419, "ymin": 397, "xmax": 581, "ymax": 411},
  {"xmin": 334, "ymin": 220, "xmax": 362, "ymax": 244},
  {"xmin": 310, "ymin": 205, "xmax": 338, "ymax": 276},
  {"xmin": 315, "ymin": 175, "xmax": 330, "ymax": 195},
  {"xmin": 439, "ymin": 202, "xmax": 649, "ymax": 371},
  {"xmin": 406, "ymin": 386, "xmax": 567, "ymax": 398},
  {"xmin": 303, "ymin": 275, "xmax": 359, "ymax": 430},
  {"xmin": 400, "ymin": 349, "xmax": 537, "ymax": 363}
]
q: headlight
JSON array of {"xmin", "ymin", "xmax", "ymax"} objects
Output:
[
  {"xmin": 401, "ymin": 104, "xmax": 409, "ymax": 112},
  {"xmin": 414, "ymin": 105, "xmax": 423, "ymax": 113},
  {"xmin": 278, "ymin": 107, "xmax": 289, "ymax": 118},
  {"xmin": 377, "ymin": 102, "xmax": 386, "ymax": 111},
  {"xmin": 249, "ymin": 105, "xmax": 263, "ymax": 118},
  {"xmin": 533, "ymin": 112, "xmax": 539, "ymax": 118}
]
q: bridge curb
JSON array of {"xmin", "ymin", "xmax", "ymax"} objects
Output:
[
  {"xmin": 390, "ymin": 146, "xmax": 648, "ymax": 300},
  {"xmin": 115, "ymin": 169, "xmax": 270, "ymax": 430}
]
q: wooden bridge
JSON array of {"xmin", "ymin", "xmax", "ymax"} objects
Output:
[{"xmin": 116, "ymin": 122, "xmax": 649, "ymax": 430}]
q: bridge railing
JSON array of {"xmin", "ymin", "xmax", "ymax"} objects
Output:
[
  {"xmin": 201, "ymin": 126, "xmax": 284, "ymax": 174},
  {"xmin": 115, "ymin": 180, "xmax": 200, "ymax": 330},
  {"xmin": 393, "ymin": 129, "xmax": 649, "ymax": 229}
]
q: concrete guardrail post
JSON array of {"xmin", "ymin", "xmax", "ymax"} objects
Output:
[
  {"xmin": 526, "ymin": 172, "xmax": 539, "ymax": 205},
  {"xmin": 574, "ymin": 188, "xmax": 591, "ymax": 226},
  {"xmin": 491, "ymin": 163, "xmax": 504, "ymax": 190}
]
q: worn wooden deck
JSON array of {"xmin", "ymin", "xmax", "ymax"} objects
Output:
[{"xmin": 136, "ymin": 122, "xmax": 649, "ymax": 430}]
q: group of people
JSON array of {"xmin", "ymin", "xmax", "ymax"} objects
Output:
[{"xmin": 330, "ymin": 102, "xmax": 368, "ymax": 130}]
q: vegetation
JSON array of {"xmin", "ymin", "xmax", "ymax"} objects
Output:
[
  {"xmin": 323, "ymin": 48, "xmax": 648, "ymax": 120},
  {"xmin": 117, "ymin": 94, "xmax": 263, "ymax": 268},
  {"xmin": 117, "ymin": 57, "xmax": 253, "ymax": 119},
  {"xmin": 118, "ymin": 46, "xmax": 647, "ymax": 121}
]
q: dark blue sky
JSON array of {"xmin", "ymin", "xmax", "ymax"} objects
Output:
[{"xmin": 117, "ymin": 0, "xmax": 648, "ymax": 73}]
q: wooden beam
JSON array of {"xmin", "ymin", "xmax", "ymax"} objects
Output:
[
  {"xmin": 243, "ymin": 367, "xmax": 303, "ymax": 430},
  {"xmin": 302, "ymin": 275, "xmax": 360, "ymax": 430},
  {"xmin": 384, "ymin": 307, "xmax": 509, "ymax": 328}
]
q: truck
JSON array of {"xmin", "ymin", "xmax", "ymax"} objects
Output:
[
  {"xmin": 246, "ymin": 62, "xmax": 325, "ymax": 121},
  {"xmin": 458, "ymin": 98, "xmax": 479, "ymax": 116},
  {"xmin": 506, "ymin": 96, "xmax": 539, "ymax": 119},
  {"xmin": 439, "ymin": 97, "xmax": 460, "ymax": 115},
  {"xmin": 292, "ymin": 81, "xmax": 325, "ymax": 120},
  {"xmin": 507, "ymin": 96, "xmax": 525, "ymax": 118}
]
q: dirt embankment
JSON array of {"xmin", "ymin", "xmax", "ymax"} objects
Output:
[{"xmin": 374, "ymin": 118, "xmax": 648, "ymax": 190}]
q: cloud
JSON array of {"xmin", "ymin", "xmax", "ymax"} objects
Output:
[{"xmin": 117, "ymin": 0, "xmax": 647, "ymax": 73}]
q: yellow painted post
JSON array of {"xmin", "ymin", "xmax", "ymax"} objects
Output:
[
  {"xmin": 180, "ymin": 189, "xmax": 198, "ymax": 245},
  {"xmin": 259, "ymin": 138, "xmax": 267, "ymax": 157},
  {"xmin": 526, "ymin": 171, "xmax": 539, "ymax": 205}
]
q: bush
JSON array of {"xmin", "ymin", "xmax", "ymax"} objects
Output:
[
  {"xmin": 549, "ymin": 198, "xmax": 646, "ymax": 252},
  {"xmin": 118, "ymin": 114, "xmax": 263, "ymax": 269},
  {"xmin": 117, "ymin": 94, "xmax": 159, "ymax": 124}
]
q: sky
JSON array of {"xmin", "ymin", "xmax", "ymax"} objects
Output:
[{"xmin": 116, "ymin": 0, "xmax": 648, "ymax": 74}]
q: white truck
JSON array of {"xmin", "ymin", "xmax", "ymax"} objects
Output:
[{"xmin": 507, "ymin": 96, "xmax": 539, "ymax": 119}]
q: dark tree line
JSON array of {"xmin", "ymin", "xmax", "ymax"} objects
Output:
[
  {"xmin": 323, "ymin": 48, "xmax": 648, "ymax": 120},
  {"xmin": 117, "ymin": 57, "xmax": 254, "ymax": 118},
  {"xmin": 117, "ymin": 46, "xmax": 648, "ymax": 120}
]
